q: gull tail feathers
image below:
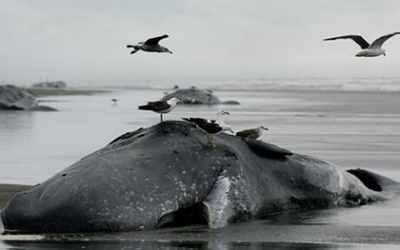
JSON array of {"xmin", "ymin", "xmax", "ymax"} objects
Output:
[{"xmin": 138, "ymin": 105, "xmax": 152, "ymax": 110}]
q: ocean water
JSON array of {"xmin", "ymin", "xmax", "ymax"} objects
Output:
[
  {"xmin": 114, "ymin": 77, "xmax": 400, "ymax": 92},
  {"xmin": 1, "ymin": 79, "xmax": 400, "ymax": 249}
]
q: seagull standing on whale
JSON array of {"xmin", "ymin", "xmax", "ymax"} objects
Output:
[
  {"xmin": 182, "ymin": 117, "xmax": 223, "ymax": 147},
  {"xmin": 127, "ymin": 34, "xmax": 172, "ymax": 54},
  {"xmin": 216, "ymin": 109, "xmax": 234, "ymax": 133},
  {"xmin": 236, "ymin": 126, "xmax": 268, "ymax": 140},
  {"xmin": 324, "ymin": 32, "xmax": 400, "ymax": 57},
  {"xmin": 182, "ymin": 110, "xmax": 233, "ymax": 147},
  {"xmin": 138, "ymin": 98, "xmax": 180, "ymax": 122}
]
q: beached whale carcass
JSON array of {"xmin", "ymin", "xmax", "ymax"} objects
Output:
[
  {"xmin": 0, "ymin": 85, "xmax": 38, "ymax": 110},
  {"xmin": 1, "ymin": 121, "xmax": 399, "ymax": 233},
  {"xmin": 161, "ymin": 87, "xmax": 240, "ymax": 105},
  {"xmin": 0, "ymin": 85, "xmax": 56, "ymax": 111}
]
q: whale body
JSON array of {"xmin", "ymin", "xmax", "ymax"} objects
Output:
[
  {"xmin": 161, "ymin": 87, "xmax": 240, "ymax": 105},
  {"xmin": 0, "ymin": 85, "xmax": 56, "ymax": 111},
  {"xmin": 1, "ymin": 121, "xmax": 399, "ymax": 234}
]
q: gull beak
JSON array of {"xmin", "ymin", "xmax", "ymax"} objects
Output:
[{"xmin": 383, "ymin": 53, "xmax": 386, "ymax": 57}]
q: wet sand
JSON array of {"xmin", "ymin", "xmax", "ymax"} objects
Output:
[{"xmin": 1, "ymin": 88, "xmax": 400, "ymax": 249}]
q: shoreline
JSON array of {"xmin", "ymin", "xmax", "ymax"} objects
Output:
[{"xmin": 21, "ymin": 87, "xmax": 110, "ymax": 98}]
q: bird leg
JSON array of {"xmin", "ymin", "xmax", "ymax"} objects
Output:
[
  {"xmin": 207, "ymin": 135, "xmax": 217, "ymax": 148},
  {"xmin": 160, "ymin": 113, "xmax": 163, "ymax": 123}
]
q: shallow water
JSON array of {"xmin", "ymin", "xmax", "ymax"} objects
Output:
[{"xmin": 1, "ymin": 87, "xmax": 400, "ymax": 249}]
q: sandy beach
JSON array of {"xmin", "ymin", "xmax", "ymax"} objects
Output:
[{"xmin": 1, "ymin": 86, "xmax": 400, "ymax": 249}]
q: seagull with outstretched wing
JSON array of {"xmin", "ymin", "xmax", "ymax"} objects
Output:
[
  {"xmin": 127, "ymin": 34, "xmax": 172, "ymax": 54},
  {"xmin": 324, "ymin": 32, "xmax": 400, "ymax": 57}
]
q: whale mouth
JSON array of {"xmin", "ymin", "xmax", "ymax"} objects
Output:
[
  {"xmin": 347, "ymin": 169, "xmax": 382, "ymax": 192},
  {"xmin": 157, "ymin": 202, "xmax": 208, "ymax": 228},
  {"xmin": 157, "ymin": 174, "xmax": 233, "ymax": 229}
]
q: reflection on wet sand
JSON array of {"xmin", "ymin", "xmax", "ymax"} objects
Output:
[{"xmin": 1, "ymin": 240, "xmax": 365, "ymax": 250}]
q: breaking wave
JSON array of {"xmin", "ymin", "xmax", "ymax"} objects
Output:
[
  {"xmin": 208, "ymin": 77, "xmax": 400, "ymax": 92},
  {"xmin": 115, "ymin": 77, "xmax": 400, "ymax": 93}
]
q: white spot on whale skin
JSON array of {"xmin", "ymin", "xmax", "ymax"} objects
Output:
[{"xmin": 337, "ymin": 170, "xmax": 345, "ymax": 191}]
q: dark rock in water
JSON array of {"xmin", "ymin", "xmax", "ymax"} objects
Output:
[
  {"xmin": 29, "ymin": 105, "xmax": 58, "ymax": 111},
  {"xmin": 161, "ymin": 87, "xmax": 240, "ymax": 105},
  {"xmin": 0, "ymin": 85, "xmax": 56, "ymax": 111},
  {"xmin": 220, "ymin": 100, "xmax": 241, "ymax": 105},
  {"xmin": 2, "ymin": 121, "xmax": 400, "ymax": 234},
  {"xmin": 31, "ymin": 80, "xmax": 67, "ymax": 89}
]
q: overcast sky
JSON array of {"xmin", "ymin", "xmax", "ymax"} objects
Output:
[{"xmin": 1, "ymin": 0, "xmax": 400, "ymax": 86}]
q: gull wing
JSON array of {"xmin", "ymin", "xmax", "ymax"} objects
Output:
[
  {"xmin": 144, "ymin": 34, "xmax": 169, "ymax": 46},
  {"xmin": 370, "ymin": 32, "xmax": 400, "ymax": 49},
  {"xmin": 147, "ymin": 101, "xmax": 170, "ymax": 110},
  {"xmin": 236, "ymin": 128, "xmax": 254, "ymax": 138},
  {"xmin": 182, "ymin": 117, "xmax": 211, "ymax": 124},
  {"xmin": 323, "ymin": 35, "xmax": 370, "ymax": 49},
  {"xmin": 138, "ymin": 101, "xmax": 170, "ymax": 111}
]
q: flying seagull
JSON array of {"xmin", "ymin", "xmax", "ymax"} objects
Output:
[
  {"xmin": 127, "ymin": 34, "xmax": 172, "ymax": 54},
  {"xmin": 236, "ymin": 126, "xmax": 268, "ymax": 140},
  {"xmin": 138, "ymin": 97, "xmax": 180, "ymax": 122},
  {"xmin": 323, "ymin": 32, "xmax": 400, "ymax": 57}
]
